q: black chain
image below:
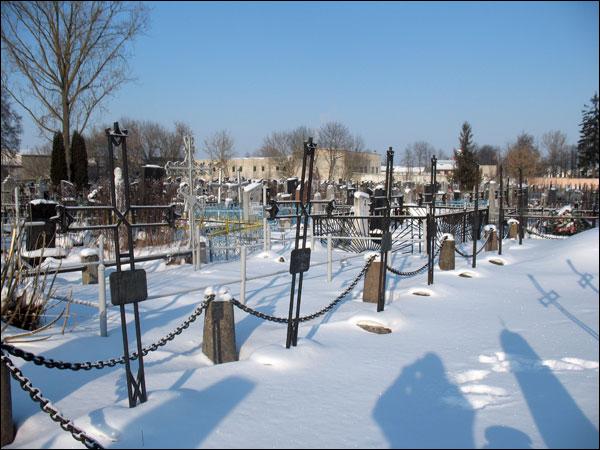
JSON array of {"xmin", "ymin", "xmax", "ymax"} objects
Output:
[
  {"xmin": 525, "ymin": 227, "xmax": 567, "ymax": 240},
  {"xmin": 1, "ymin": 297, "xmax": 213, "ymax": 371},
  {"xmin": 454, "ymin": 234, "xmax": 491, "ymax": 258},
  {"xmin": 231, "ymin": 255, "xmax": 377, "ymax": 323},
  {"xmin": 386, "ymin": 238, "xmax": 445, "ymax": 277},
  {"xmin": 1, "ymin": 351, "xmax": 104, "ymax": 449}
]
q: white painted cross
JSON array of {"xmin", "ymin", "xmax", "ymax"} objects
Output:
[{"xmin": 164, "ymin": 136, "xmax": 210, "ymax": 270}]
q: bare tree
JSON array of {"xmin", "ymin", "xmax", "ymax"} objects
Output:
[
  {"xmin": 318, "ymin": 121, "xmax": 353, "ymax": 181},
  {"xmin": 85, "ymin": 117, "xmax": 191, "ymax": 179},
  {"xmin": 258, "ymin": 126, "xmax": 313, "ymax": 179},
  {"xmin": 341, "ymin": 134, "xmax": 369, "ymax": 180},
  {"xmin": 504, "ymin": 132, "xmax": 542, "ymax": 178},
  {"xmin": 401, "ymin": 147, "xmax": 415, "ymax": 181},
  {"xmin": 204, "ymin": 130, "xmax": 234, "ymax": 176},
  {"xmin": 541, "ymin": 130, "xmax": 568, "ymax": 177},
  {"xmin": 408, "ymin": 141, "xmax": 436, "ymax": 172},
  {"xmin": 1, "ymin": 1, "xmax": 149, "ymax": 179}
]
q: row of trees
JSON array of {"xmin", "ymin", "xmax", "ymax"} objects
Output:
[
  {"xmin": 255, "ymin": 121, "xmax": 368, "ymax": 180},
  {"xmin": 50, "ymin": 131, "xmax": 88, "ymax": 190}
]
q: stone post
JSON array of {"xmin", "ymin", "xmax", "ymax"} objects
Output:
[
  {"xmin": 508, "ymin": 219, "xmax": 519, "ymax": 239},
  {"xmin": 202, "ymin": 289, "xmax": 238, "ymax": 364},
  {"xmin": 438, "ymin": 236, "xmax": 455, "ymax": 270},
  {"xmin": 81, "ymin": 249, "xmax": 99, "ymax": 285},
  {"xmin": 363, "ymin": 258, "xmax": 381, "ymax": 304},
  {"xmin": 1, "ymin": 359, "xmax": 15, "ymax": 447},
  {"xmin": 485, "ymin": 227, "xmax": 499, "ymax": 252}
]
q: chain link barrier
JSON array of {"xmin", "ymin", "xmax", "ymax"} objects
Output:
[
  {"xmin": 386, "ymin": 237, "xmax": 445, "ymax": 277},
  {"xmin": 454, "ymin": 234, "xmax": 491, "ymax": 258},
  {"xmin": 0, "ymin": 297, "xmax": 213, "ymax": 371},
  {"xmin": 1, "ymin": 351, "xmax": 104, "ymax": 449},
  {"xmin": 525, "ymin": 227, "xmax": 568, "ymax": 240},
  {"xmin": 230, "ymin": 255, "xmax": 377, "ymax": 323}
]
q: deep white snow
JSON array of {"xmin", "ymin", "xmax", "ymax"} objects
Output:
[{"xmin": 2, "ymin": 229, "xmax": 599, "ymax": 449}]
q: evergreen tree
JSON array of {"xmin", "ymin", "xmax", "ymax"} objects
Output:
[
  {"xmin": 577, "ymin": 93, "xmax": 599, "ymax": 177},
  {"xmin": 452, "ymin": 121, "xmax": 479, "ymax": 191},
  {"xmin": 70, "ymin": 131, "xmax": 89, "ymax": 191},
  {"xmin": 50, "ymin": 131, "xmax": 67, "ymax": 187}
]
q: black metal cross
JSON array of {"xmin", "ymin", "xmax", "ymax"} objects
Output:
[{"xmin": 286, "ymin": 138, "xmax": 317, "ymax": 348}]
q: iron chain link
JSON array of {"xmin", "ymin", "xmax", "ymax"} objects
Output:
[
  {"xmin": 525, "ymin": 227, "xmax": 567, "ymax": 240},
  {"xmin": 386, "ymin": 237, "xmax": 444, "ymax": 277},
  {"xmin": 1, "ymin": 298, "xmax": 213, "ymax": 371},
  {"xmin": 230, "ymin": 255, "xmax": 377, "ymax": 323},
  {"xmin": 1, "ymin": 351, "xmax": 104, "ymax": 449},
  {"xmin": 454, "ymin": 233, "xmax": 491, "ymax": 258}
]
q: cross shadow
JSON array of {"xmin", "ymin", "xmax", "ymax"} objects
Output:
[
  {"xmin": 566, "ymin": 259, "xmax": 599, "ymax": 294},
  {"xmin": 373, "ymin": 352, "xmax": 475, "ymax": 448},
  {"xmin": 88, "ymin": 374, "xmax": 254, "ymax": 448},
  {"xmin": 482, "ymin": 426, "xmax": 532, "ymax": 449},
  {"xmin": 526, "ymin": 274, "xmax": 599, "ymax": 341},
  {"xmin": 500, "ymin": 329, "xmax": 599, "ymax": 448}
]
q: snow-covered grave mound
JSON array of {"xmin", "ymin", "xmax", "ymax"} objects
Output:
[{"xmin": 3, "ymin": 229, "xmax": 599, "ymax": 448}]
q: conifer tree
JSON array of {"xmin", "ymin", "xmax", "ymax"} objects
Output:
[
  {"xmin": 452, "ymin": 121, "xmax": 479, "ymax": 191},
  {"xmin": 70, "ymin": 131, "xmax": 89, "ymax": 191},
  {"xmin": 50, "ymin": 131, "xmax": 67, "ymax": 187},
  {"xmin": 577, "ymin": 93, "xmax": 599, "ymax": 177}
]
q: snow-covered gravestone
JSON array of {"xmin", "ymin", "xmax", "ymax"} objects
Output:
[{"xmin": 354, "ymin": 190, "xmax": 370, "ymax": 237}]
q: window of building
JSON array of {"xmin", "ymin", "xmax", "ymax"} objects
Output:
[
  {"xmin": 253, "ymin": 166, "xmax": 257, "ymax": 172},
  {"xmin": 261, "ymin": 166, "xmax": 265, "ymax": 172},
  {"xmin": 276, "ymin": 166, "xmax": 279, "ymax": 171}
]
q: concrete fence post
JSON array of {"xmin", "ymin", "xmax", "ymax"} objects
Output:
[
  {"xmin": 202, "ymin": 288, "xmax": 238, "ymax": 364},
  {"xmin": 438, "ymin": 235, "xmax": 455, "ymax": 271}
]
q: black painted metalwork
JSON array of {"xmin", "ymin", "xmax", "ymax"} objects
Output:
[
  {"xmin": 376, "ymin": 147, "xmax": 394, "ymax": 312},
  {"xmin": 472, "ymin": 163, "xmax": 480, "ymax": 268},
  {"xmin": 428, "ymin": 156, "xmax": 437, "ymax": 285},
  {"xmin": 499, "ymin": 165, "xmax": 504, "ymax": 255},
  {"xmin": 519, "ymin": 168, "xmax": 524, "ymax": 245},
  {"xmin": 286, "ymin": 138, "xmax": 317, "ymax": 348}
]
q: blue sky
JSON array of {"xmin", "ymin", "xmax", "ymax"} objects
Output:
[{"xmin": 17, "ymin": 1, "xmax": 599, "ymax": 157}]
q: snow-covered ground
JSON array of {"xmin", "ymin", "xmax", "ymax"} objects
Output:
[{"xmin": 3, "ymin": 229, "xmax": 599, "ymax": 449}]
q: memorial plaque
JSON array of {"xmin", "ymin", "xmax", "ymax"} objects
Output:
[
  {"xmin": 289, "ymin": 248, "xmax": 311, "ymax": 274},
  {"xmin": 110, "ymin": 269, "xmax": 148, "ymax": 305},
  {"xmin": 381, "ymin": 231, "xmax": 392, "ymax": 252}
]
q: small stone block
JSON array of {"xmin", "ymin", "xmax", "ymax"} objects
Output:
[
  {"xmin": 202, "ymin": 300, "xmax": 238, "ymax": 364},
  {"xmin": 363, "ymin": 261, "xmax": 382, "ymax": 303},
  {"xmin": 439, "ymin": 239, "xmax": 455, "ymax": 271}
]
